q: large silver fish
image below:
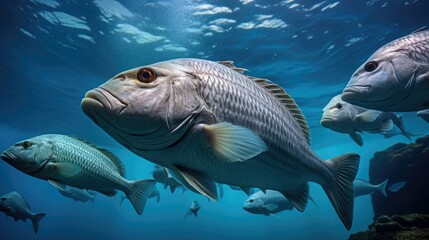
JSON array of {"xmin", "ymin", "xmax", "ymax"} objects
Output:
[
  {"xmin": 0, "ymin": 134, "xmax": 156, "ymax": 215},
  {"xmin": 81, "ymin": 58, "xmax": 360, "ymax": 229},
  {"xmin": 321, "ymin": 94, "xmax": 411, "ymax": 146},
  {"xmin": 0, "ymin": 191, "xmax": 45, "ymax": 234},
  {"xmin": 342, "ymin": 28, "xmax": 429, "ymax": 114}
]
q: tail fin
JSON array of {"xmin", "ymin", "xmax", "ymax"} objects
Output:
[
  {"xmin": 31, "ymin": 213, "xmax": 46, "ymax": 234},
  {"xmin": 323, "ymin": 153, "xmax": 360, "ymax": 230},
  {"xmin": 377, "ymin": 179, "xmax": 388, "ymax": 197},
  {"xmin": 126, "ymin": 179, "xmax": 157, "ymax": 215},
  {"xmin": 119, "ymin": 195, "xmax": 127, "ymax": 206}
]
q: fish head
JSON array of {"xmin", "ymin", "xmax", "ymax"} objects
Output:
[
  {"xmin": 321, "ymin": 95, "xmax": 354, "ymax": 131},
  {"xmin": 1, "ymin": 136, "xmax": 55, "ymax": 175},
  {"xmin": 0, "ymin": 195, "xmax": 9, "ymax": 210},
  {"xmin": 81, "ymin": 59, "xmax": 204, "ymax": 152},
  {"xmin": 342, "ymin": 50, "xmax": 418, "ymax": 110},
  {"xmin": 243, "ymin": 194, "xmax": 264, "ymax": 214}
]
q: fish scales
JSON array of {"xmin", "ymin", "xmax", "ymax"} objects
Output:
[{"xmin": 81, "ymin": 58, "xmax": 360, "ymax": 229}]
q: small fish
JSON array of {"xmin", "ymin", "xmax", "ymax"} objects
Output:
[
  {"xmin": 58, "ymin": 186, "xmax": 96, "ymax": 205},
  {"xmin": 354, "ymin": 179, "xmax": 388, "ymax": 197},
  {"xmin": 184, "ymin": 200, "xmax": 201, "ymax": 219},
  {"xmin": 0, "ymin": 191, "xmax": 45, "ymax": 234},
  {"xmin": 342, "ymin": 28, "xmax": 429, "ymax": 114},
  {"xmin": 163, "ymin": 177, "xmax": 187, "ymax": 194},
  {"xmin": 388, "ymin": 181, "xmax": 406, "ymax": 193},
  {"xmin": 243, "ymin": 190, "xmax": 294, "ymax": 216},
  {"xmin": 82, "ymin": 58, "xmax": 360, "ymax": 229},
  {"xmin": 0, "ymin": 134, "xmax": 156, "ymax": 215},
  {"xmin": 152, "ymin": 165, "xmax": 187, "ymax": 193},
  {"xmin": 417, "ymin": 110, "xmax": 429, "ymax": 123},
  {"xmin": 152, "ymin": 165, "xmax": 169, "ymax": 184},
  {"xmin": 321, "ymin": 95, "xmax": 411, "ymax": 146}
]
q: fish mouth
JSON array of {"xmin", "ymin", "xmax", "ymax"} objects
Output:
[
  {"xmin": 0, "ymin": 152, "xmax": 15, "ymax": 162},
  {"xmin": 82, "ymin": 88, "xmax": 127, "ymax": 125},
  {"xmin": 342, "ymin": 85, "xmax": 371, "ymax": 102},
  {"xmin": 321, "ymin": 115, "xmax": 337, "ymax": 122}
]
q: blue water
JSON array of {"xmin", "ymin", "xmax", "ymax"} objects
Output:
[{"xmin": 0, "ymin": 0, "xmax": 428, "ymax": 239}]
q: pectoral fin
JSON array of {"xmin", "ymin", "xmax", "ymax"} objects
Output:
[
  {"xmin": 263, "ymin": 203, "xmax": 279, "ymax": 212},
  {"xmin": 378, "ymin": 119, "xmax": 393, "ymax": 132},
  {"xmin": 169, "ymin": 165, "xmax": 218, "ymax": 201},
  {"xmin": 355, "ymin": 110, "xmax": 381, "ymax": 124},
  {"xmin": 50, "ymin": 162, "xmax": 82, "ymax": 177},
  {"xmin": 48, "ymin": 179, "xmax": 66, "ymax": 191},
  {"xmin": 201, "ymin": 122, "xmax": 267, "ymax": 162},
  {"xmin": 349, "ymin": 132, "xmax": 363, "ymax": 146}
]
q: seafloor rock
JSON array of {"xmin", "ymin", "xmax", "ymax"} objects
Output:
[
  {"xmin": 369, "ymin": 135, "xmax": 429, "ymax": 219},
  {"xmin": 349, "ymin": 214, "xmax": 429, "ymax": 240}
]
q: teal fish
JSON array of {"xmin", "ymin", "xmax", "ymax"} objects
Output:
[
  {"xmin": 0, "ymin": 191, "xmax": 45, "ymax": 234},
  {"xmin": 1, "ymin": 134, "xmax": 156, "ymax": 215}
]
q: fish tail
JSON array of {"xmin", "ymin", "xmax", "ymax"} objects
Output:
[
  {"xmin": 126, "ymin": 179, "xmax": 157, "ymax": 215},
  {"xmin": 378, "ymin": 179, "xmax": 389, "ymax": 197},
  {"xmin": 31, "ymin": 213, "xmax": 46, "ymax": 234},
  {"xmin": 323, "ymin": 153, "xmax": 360, "ymax": 230}
]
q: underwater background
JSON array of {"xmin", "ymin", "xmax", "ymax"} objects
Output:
[{"xmin": 0, "ymin": 0, "xmax": 428, "ymax": 239}]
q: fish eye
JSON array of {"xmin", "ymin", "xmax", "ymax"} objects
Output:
[
  {"xmin": 22, "ymin": 141, "xmax": 32, "ymax": 149},
  {"xmin": 249, "ymin": 199, "xmax": 254, "ymax": 203},
  {"xmin": 364, "ymin": 61, "xmax": 378, "ymax": 72},
  {"xmin": 137, "ymin": 68, "xmax": 156, "ymax": 83},
  {"xmin": 0, "ymin": 197, "xmax": 5, "ymax": 201},
  {"xmin": 336, "ymin": 103, "xmax": 343, "ymax": 109}
]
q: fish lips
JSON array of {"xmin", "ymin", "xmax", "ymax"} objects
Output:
[
  {"xmin": 320, "ymin": 116, "xmax": 337, "ymax": 127},
  {"xmin": 82, "ymin": 88, "xmax": 126, "ymax": 125},
  {"xmin": 0, "ymin": 151, "xmax": 16, "ymax": 163},
  {"xmin": 341, "ymin": 85, "xmax": 372, "ymax": 104}
]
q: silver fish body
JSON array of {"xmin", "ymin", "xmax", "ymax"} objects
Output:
[
  {"xmin": 321, "ymin": 95, "xmax": 411, "ymax": 146},
  {"xmin": 0, "ymin": 134, "xmax": 155, "ymax": 215},
  {"xmin": 58, "ymin": 186, "xmax": 96, "ymax": 204},
  {"xmin": 0, "ymin": 191, "xmax": 45, "ymax": 234},
  {"xmin": 342, "ymin": 29, "xmax": 429, "ymax": 112},
  {"xmin": 243, "ymin": 190, "xmax": 294, "ymax": 215},
  {"xmin": 81, "ymin": 58, "xmax": 359, "ymax": 229}
]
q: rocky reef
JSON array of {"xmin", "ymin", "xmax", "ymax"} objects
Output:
[
  {"xmin": 369, "ymin": 135, "xmax": 429, "ymax": 218},
  {"xmin": 349, "ymin": 214, "xmax": 429, "ymax": 240}
]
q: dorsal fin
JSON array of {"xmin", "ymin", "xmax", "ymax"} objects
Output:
[
  {"xmin": 218, "ymin": 60, "xmax": 248, "ymax": 74},
  {"xmin": 70, "ymin": 136, "xmax": 126, "ymax": 177},
  {"xmin": 217, "ymin": 61, "xmax": 311, "ymax": 144}
]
